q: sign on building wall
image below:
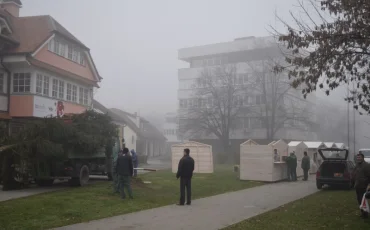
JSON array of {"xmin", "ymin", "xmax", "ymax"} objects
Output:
[{"xmin": 33, "ymin": 96, "xmax": 65, "ymax": 118}]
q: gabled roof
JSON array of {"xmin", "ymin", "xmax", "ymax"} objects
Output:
[
  {"xmin": 109, "ymin": 108, "xmax": 140, "ymax": 134},
  {"xmin": 2, "ymin": 15, "xmax": 87, "ymax": 55},
  {"xmin": 92, "ymin": 100, "xmax": 127, "ymax": 125},
  {"xmin": 110, "ymin": 108, "xmax": 166, "ymax": 141},
  {"xmin": 304, "ymin": 141, "xmax": 325, "ymax": 149},
  {"xmin": 288, "ymin": 141, "xmax": 303, "ymax": 147},
  {"xmin": 324, "ymin": 142, "xmax": 336, "ymax": 148}
]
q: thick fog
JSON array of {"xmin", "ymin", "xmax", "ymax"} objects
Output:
[
  {"xmin": 21, "ymin": 0, "xmax": 369, "ymax": 148},
  {"xmin": 22, "ymin": 0, "xmax": 309, "ymax": 114}
]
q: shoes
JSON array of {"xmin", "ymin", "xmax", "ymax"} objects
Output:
[
  {"xmin": 186, "ymin": 203, "xmax": 191, "ymax": 205},
  {"xmin": 176, "ymin": 203, "xmax": 184, "ymax": 206}
]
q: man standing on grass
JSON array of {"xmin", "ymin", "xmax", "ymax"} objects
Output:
[
  {"xmin": 176, "ymin": 148, "xmax": 195, "ymax": 206},
  {"xmin": 116, "ymin": 148, "xmax": 134, "ymax": 199},
  {"xmin": 301, "ymin": 151, "xmax": 310, "ymax": 181},
  {"xmin": 354, "ymin": 153, "xmax": 370, "ymax": 218}
]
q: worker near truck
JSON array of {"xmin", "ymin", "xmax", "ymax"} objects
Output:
[
  {"xmin": 130, "ymin": 149, "xmax": 139, "ymax": 177},
  {"xmin": 116, "ymin": 148, "xmax": 134, "ymax": 199},
  {"xmin": 354, "ymin": 153, "xmax": 370, "ymax": 218}
]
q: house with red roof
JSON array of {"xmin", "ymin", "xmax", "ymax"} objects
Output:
[{"xmin": 0, "ymin": 0, "xmax": 101, "ymax": 133}]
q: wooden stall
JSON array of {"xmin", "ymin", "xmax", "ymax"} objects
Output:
[
  {"xmin": 171, "ymin": 141, "xmax": 214, "ymax": 174},
  {"xmin": 240, "ymin": 139, "xmax": 289, "ymax": 182},
  {"xmin": 304, "ymin": 141, "xmax": 326, "ymax": 174}
]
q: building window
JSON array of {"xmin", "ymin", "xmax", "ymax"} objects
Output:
[
  {"xmin": 79, "ymin": 52, "xmax": 85, "ymax": 65},
  {"xmin": 48, "ymin": 39, "xmax": 55, "ymax": 51},
  {"xmin": 43, "ymin": 76, "xmax": 49, "ymax": 96},
  {"xmin": 0, "ymin": 73, "xmax": 4, "ymax": 93},
  {"xmin": 36, "ymin": 74, "xmax": 50, "ymax": 96},
  {"xmin": 72, "ymin": 49, "xmax": 78, "ymax": 62},
  {"xmin": 36, "ymin": 74, "xmax": 42, "ymax": 94},
  {"xmin": 79, "ymin": 87, "xmax": 89, "ymax": 105},
  {"xmin": 68, "ymin": 44, "xmax": 73, "ymax": 59},
  {"xmin": 58, "ymin": 80, "xmax": 64, "ymax": 99},
  {"xmin": 13, "ymin": 73, "xmax": 31, "ymax": 93},
  {"xmin": 52, "ymin": 79, "xmax": 64, "ymax": 99},
  {"xmin": 59, "ymin": 43, "xmax": 65, "ymax": 57},
  {"xmin": 72, "ymin": 85, "xmax": 77, "ymax": 102},
  {"xmin": 66, "ymin": 83, "xmax": 72, "ymax": 101},
  {"xmin": 53, "ymin": 39, "xmax": 59, "ymax": 54},
  {"xmin": 52, "ymin": 79, "xmax": 58, "ymax": 98}
]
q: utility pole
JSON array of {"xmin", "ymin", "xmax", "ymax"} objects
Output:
[
  {"xmin": 347, "ymin": 83, "xmax": 350, "ymax": 152},
  {"xmin": 353, "ymin": 82, "xmax": 356, "ymax": 154}
]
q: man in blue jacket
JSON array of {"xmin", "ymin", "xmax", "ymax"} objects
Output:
[{"xmin": 130, "ymin": 149, "xmax": 139, "ymax": 177}]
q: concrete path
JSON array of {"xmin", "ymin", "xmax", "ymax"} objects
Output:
[{"xmin": 55, "ymin": 176, "xmax": 317, "ymax": 230}]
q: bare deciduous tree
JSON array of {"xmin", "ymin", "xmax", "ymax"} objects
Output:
[
  {"xmin": 247, "ymin": 59, "xmax": 313, "ymax": 140},
  {"xmin": 179, "ymin": 65, "xmax": 247, "ymax": 156}
]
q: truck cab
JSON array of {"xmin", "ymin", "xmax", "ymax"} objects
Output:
[{"xmin": 359, "ymin": 149, "xmax": 370, "ymax": 163}]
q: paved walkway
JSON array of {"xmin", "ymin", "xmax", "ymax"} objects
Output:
[{"xmin": 55, "ymin": 177, "xmax": 317, "ymax": 230}]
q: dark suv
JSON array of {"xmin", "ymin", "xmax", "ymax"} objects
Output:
[{"xmin": 316, "ymin": 148, "xmax": 355, "ymax": 189}]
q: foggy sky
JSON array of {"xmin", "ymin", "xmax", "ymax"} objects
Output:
[{"xmin": 21, "ymin": 0, "xmax": 348, "ymax": 116}]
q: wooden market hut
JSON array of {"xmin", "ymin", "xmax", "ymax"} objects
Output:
[
  {"xmin": 171, "ymin": 141, "xmax": 214, "ymax": 173},
  {"xmin": 240, "ymin": 139, "xmax": 289, "ymax": 182}
]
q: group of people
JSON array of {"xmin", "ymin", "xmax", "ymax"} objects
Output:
[
  {"xmin": 113, "ymin": 148, "xmax": 138, "ymax": 199},
  {"xmin": 112, "ymin": 146, "xmax": 195, "ymax": 206},
  {"xmin": 274, "ymin": 149, "xmax": 311, "ymax": 181}
]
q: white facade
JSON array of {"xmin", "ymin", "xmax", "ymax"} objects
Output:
[
  {"xmin": 177, "ymin": 36, "xmax": 318, "ymax": 141},
  {"xmin": 122, "ymin": 125, "xmax": 137, "ymax": 152}
]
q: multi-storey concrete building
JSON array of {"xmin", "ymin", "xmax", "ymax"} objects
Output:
[
  {"xmin": 177, "ymin": 36, "xmax": 317, "ymax": 141},
  {"xmin": 163, "ymin": 112, "xmax": 181, "ymax": 143}
]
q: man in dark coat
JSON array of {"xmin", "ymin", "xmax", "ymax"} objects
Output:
[
  {"xmin": 354, "ymin": 153, "xmax": 370, "ymax": 218},
  {"xmin": 116, "ymin": 148, "xmax": 134, "ymax": 199},
  {"xmin": 288, "ymin": 152, "xmax": 298, "ymax": 181},
  {"xmin": 176, "ymin": 148, "xmax": 195, "ymax": 206},
  {"xmin": 301, "ymin": 151, "xmax": 310, "ymax": 181}
]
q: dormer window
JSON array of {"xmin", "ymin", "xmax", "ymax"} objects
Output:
[{"xmin": 47, "ymin": 37, "xmax": 85, "ymax": 66}]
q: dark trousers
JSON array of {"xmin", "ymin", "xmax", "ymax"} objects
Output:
[
  {"xmin": 180, "ymin": 177, "xmax": 192, "ymax": 205},
  {"xmin": 118, "ymin": 175, "xmax": 133, "ymax": 199},
  {"xmin": 289, "ymin": 168, "xmax": 297, "ymax": 181},
  {"xmin": 356, "ymin": 187, "xmax": 368, "ymax": 217},
  {"xmin": 356, "ymin": 187, "xmax": 367, "ymax": 205},
  {"xmin": 303, "ymin": 169, "xmax": 309, "ymax": 180}
]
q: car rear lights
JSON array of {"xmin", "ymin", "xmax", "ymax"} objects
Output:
[
  {"xmin": 64, "ymin": 167, "xmax": 73, "ymax": 171},
  {"xmin": 316, "ymin": 171, "xmax": 320, "ymax": 178}
]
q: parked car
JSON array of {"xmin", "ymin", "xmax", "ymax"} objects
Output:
[{"xmin": 316, "ymin": 148, "xmax": 355, "ymax": 189}]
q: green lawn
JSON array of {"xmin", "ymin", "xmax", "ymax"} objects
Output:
[
  {"xmin": 225, "ymin": 189, "xmax": 370, "ymax": 230},
  {"xmin": 0, "ymin": 166, "xmax": 261, "ymax": 230}
]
